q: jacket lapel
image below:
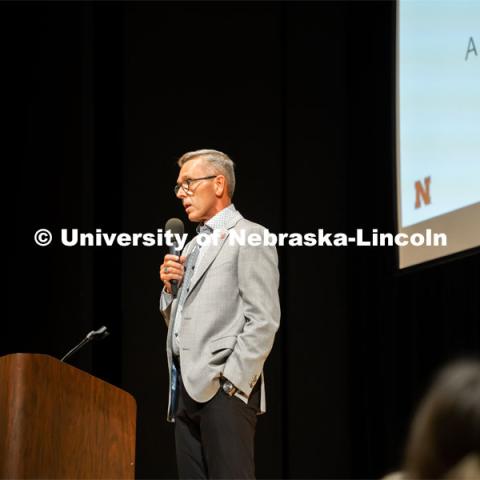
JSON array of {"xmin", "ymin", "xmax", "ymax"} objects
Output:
[{"xmin": 185, "ymin": 210, "xmax": 243, "ymax": 300}]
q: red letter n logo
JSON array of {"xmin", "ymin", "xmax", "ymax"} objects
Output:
[{"xmin": 414, "ymin": 176, "xmax": 431, "ymax": 209}]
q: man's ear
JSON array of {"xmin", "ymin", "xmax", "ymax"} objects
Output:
[{"xmin": 214, "ymin": 175, "xmax": 226, "ymax": 197}]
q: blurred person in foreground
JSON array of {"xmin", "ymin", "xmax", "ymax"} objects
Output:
[{"xmin": 383, "ymin": 359, "xmax": 480, "ymax": 480}]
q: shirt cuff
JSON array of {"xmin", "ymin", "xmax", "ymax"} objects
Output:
[
  {"xmin": 160, "ymin": 288, "xmax": 173, "ymax": 310},
  {"xmin": 234, "ymin": 390, "xmax": 249, "ymax": 404}
]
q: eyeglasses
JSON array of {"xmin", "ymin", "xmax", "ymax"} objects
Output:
[{"xmin": 174, "ymin": 175, "xmax": 217, "ymax": 195}]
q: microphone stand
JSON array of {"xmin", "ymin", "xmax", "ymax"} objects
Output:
[{"xmin": 61, "ymin": 326, "xmax": 110, "ymax": 363}]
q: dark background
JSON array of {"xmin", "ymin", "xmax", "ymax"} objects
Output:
[{"xmin": 5, "ymin": 1, "xmax": 479, "ymax": 479}]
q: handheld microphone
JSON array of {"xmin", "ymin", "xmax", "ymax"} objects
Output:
[
  {"xmin": 60, "ymin": 326, "xmax": 110, "ymax": 363},
  {"xmin": 165, "ymin": 217, "xmax": 185, "ymax": 297}
]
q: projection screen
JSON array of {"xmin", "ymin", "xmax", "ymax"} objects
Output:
[{"xmin": 396, "ymin": 0, "xmax": 480, "ymax": 269}]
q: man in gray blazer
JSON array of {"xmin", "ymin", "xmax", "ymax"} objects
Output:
[{"xmin": 159, "ymin": 149, "xmax": 280, "ymax": 479}]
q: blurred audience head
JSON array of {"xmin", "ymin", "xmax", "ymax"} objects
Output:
[{"xmin": 404, "ymin": 359, "xmax": 480, "ymax": 479}]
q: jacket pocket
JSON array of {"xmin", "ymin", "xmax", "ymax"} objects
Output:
[{"xmin": 209, "ymin": 335, "xmax": 237, "ymax": 354}]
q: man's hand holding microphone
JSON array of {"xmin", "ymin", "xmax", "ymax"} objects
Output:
[
  {"xmin": 160, "ymin": 217, "xmax": 186, "ymax": 296},
  {"xmin": 160, "ymin": 254, "xmax": 186, "ymax": 295}
]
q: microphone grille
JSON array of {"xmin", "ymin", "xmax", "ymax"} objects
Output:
[{"xmin": 165, "ymin": 217, "xmax": 185, "ymax": 235}]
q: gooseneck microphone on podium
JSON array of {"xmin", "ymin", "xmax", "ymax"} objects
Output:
[
  {"xmin": 60, "ymin": 326, "xmax": 110, "ymax": 363},
  {"xmin": 165, "ymin": 217, "xmax": 185, "ymax": 298}
]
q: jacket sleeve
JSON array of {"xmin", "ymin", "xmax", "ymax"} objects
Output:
[
  {"xmin": 222, "ymin": 226, "xmax": 281, "ymax": 397},
  {"xmin": 159, "ymin": 238, "xmax": 194, "ymax": 327}
]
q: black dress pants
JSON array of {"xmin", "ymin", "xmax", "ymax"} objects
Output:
[{"xmin": 174, "ymin": 368, "xmax": 260, "ymax": 479}]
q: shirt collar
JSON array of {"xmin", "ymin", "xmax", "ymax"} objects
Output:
[{"xmin": 196, "ymin": 204, "xmax": 237, "ymax": 234}]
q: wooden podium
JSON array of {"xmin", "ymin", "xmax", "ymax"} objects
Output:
[{"xmin": 0, "ymin": 354, "xmax": 137, "ymax": 479}]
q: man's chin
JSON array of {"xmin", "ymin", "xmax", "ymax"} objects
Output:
[{"xmin": 187, "ymin": 212, "xmax": 200, "ymax": 222}]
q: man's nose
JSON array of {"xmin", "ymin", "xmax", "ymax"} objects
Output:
[{"xmin": 176, "ymin": 187, "xmax": 186, "ymax": 199}]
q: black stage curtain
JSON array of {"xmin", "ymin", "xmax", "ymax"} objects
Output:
[{"xmin": 5, "ymin": 2, "xmax": 479, "ymax": 479}]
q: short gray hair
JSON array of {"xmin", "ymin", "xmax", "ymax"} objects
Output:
[{"xmin": 177, "ymin": 149, "xmax": 236, "ymax": 198}]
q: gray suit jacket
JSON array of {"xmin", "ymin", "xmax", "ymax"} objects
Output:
[{"xmin": 160, "ymin": 210, "xmax": 280, "ymax": 421}]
